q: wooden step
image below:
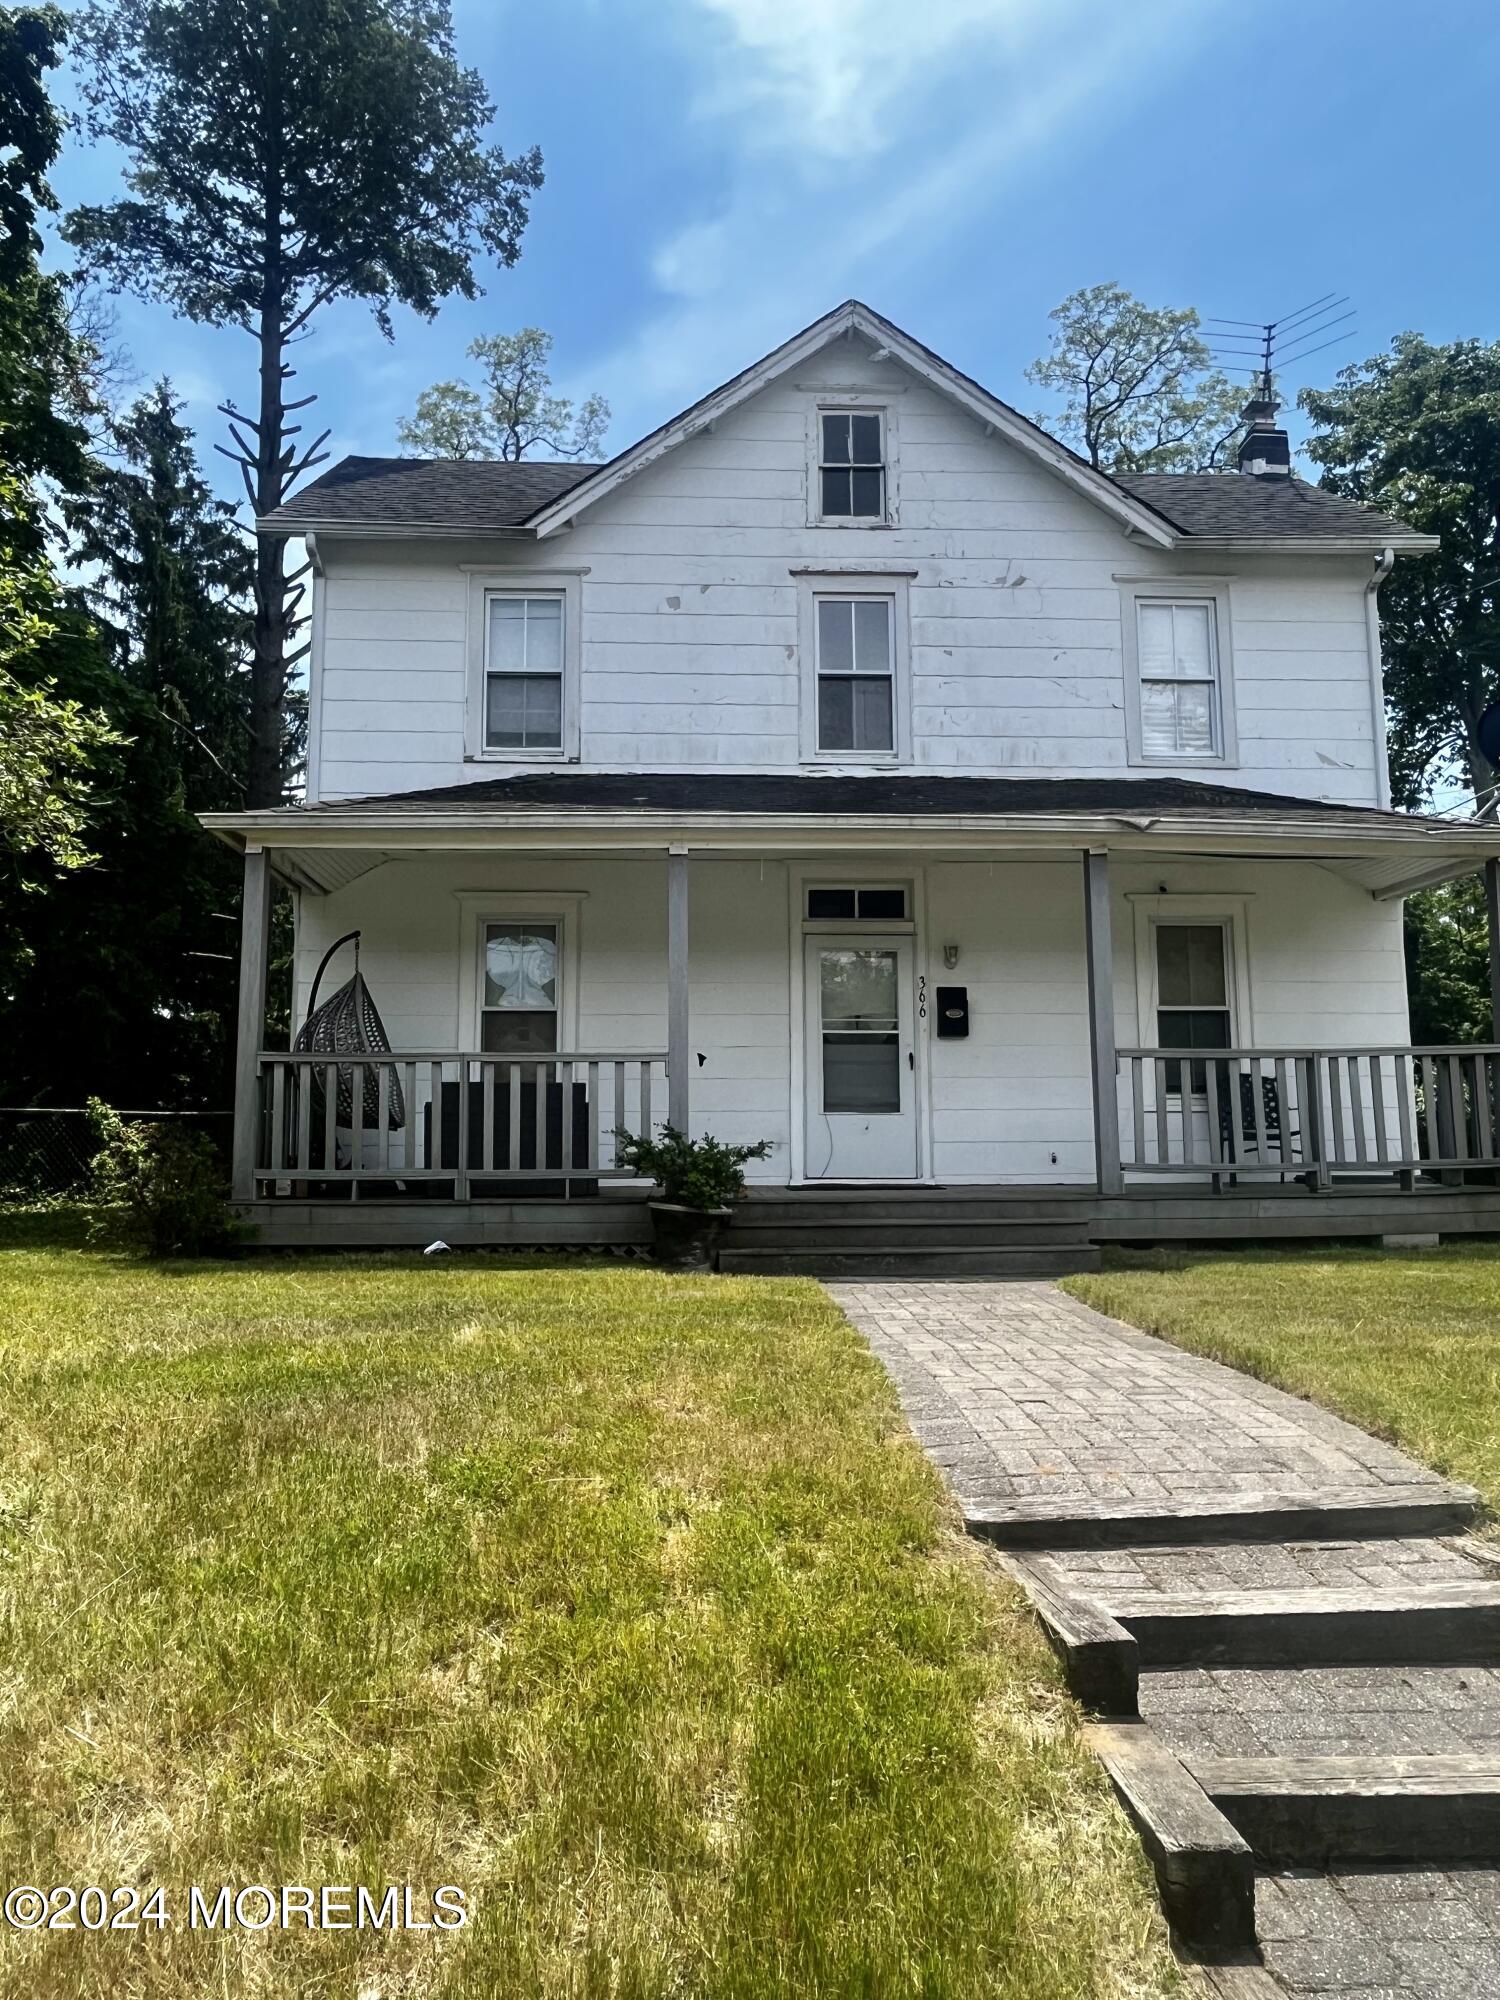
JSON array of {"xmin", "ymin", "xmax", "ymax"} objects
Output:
[
  {"xmin": 1084, "ymin": 1719, "xmax": 1257, "ymax": 1958},
  {"xmin": 1193, "ymin": 1753, "xmax": 1500, "ymax": 1865},
  {"xmin": 964, "ymin": 1485, "xmax": 1480, "ymax": 1550},
  {"xmin": 725, "ymin": 1217, "xmax": 1096, "ymax": 1248},
  {"xmin": 716, "ymin": 1245, "xmax": 1102, "ymax": 1278},
  {"xmin": 1100, "ymin": 1582, "xmax": 1500, "ymax": 1668}
]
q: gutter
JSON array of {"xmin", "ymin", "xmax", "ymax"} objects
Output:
[{"xmin": 1366, "ymin": 547, "xmax": 1396, "ymax": 810}]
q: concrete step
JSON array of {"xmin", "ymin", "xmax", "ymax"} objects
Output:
[
  {"xmin": 1194, "ymin": 1753, "xmax": 1500, "ymax": 1865},
  {"xmin": 716, "ymin": 1245, "xmax": 1103, "ymax": 1278}
]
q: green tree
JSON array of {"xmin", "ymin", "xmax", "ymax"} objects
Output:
[
  {"xmin": 66, "ymin": 381, "xmax": 253, "ymax": 809},
  {"xmin": 0, "ymin": 5, "xmax": 97, "ymax": 514},
  {"xmin": 65, "ymin": 0, "xmax": 543, "ymax": 807},
  {"xmin": 0, "ymin": 477, "xmax": 122, "ymax": 881},
  {"xmin": 1027, "ymin": 282, "xmax": 1246, "ymax": 472},
  {"xmin": 1301, "ymin": 334, "xmax": 1500, "ymax": 807},
  {"xmin": 1405, "ymin": 877, "xmax": 1492, "ymax": 1045},
  {"xmin": 398, "ymin": 327, "xmax": 609, "ymax": 460},
  {"xmin": 0, "ymin": 395, "xmax": 253, "ymax": 1110}
]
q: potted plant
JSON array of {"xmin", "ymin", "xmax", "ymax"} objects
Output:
[{"xmin": 613, "ymin": 1125, "xmax": 773, "ymax": 1270}]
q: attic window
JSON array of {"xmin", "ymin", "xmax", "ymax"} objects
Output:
[{"xmin": 819, "ymin": 410, "xmax": 885, "ymax": 520}]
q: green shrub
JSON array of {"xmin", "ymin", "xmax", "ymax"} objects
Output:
[
  {"xmin": 613, "ymin": 1125, "xmax": 772, "ymax": 1211},
  {"xmin": 86, "ymin": 1101, "xmax": 247, "ymax": 1257}
]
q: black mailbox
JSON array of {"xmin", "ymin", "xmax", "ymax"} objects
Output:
[{"xmin": 935, "ymin": 985, "xmax": 969, "ymax": 1038}]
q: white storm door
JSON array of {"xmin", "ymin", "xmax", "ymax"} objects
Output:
[{"xmin": 803, "ymin": 936, "xmax": 918, "ymax": 1179}]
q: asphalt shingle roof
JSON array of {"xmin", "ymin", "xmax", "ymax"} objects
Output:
[
  {"xmin": 262, "ymin": 452, "xmax": 1415, "ymax": 544},
  {"xmin": 274, "ymin": 770, "xmax": 1438, "ymax": 834},
  {"xmin": 265, "ymin": 455, "xmax": 600, "ymax": 529},
  {"xmin": 1110, "ymin": 471, "xmax": 1416, "ymax": 543}
]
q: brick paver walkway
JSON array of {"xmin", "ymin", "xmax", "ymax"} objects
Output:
[
  {"xmin": 832, "ymin": 1279, "xmax": 1500, "ymax": 2000},
  {"xmin": 829, "ymin": 1280, "xmax": 1450, "ymax": 1512}
]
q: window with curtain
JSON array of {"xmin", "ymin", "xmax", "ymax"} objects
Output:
[
  {"xmin": 485, "ymin": 595, "xmax": 563, "ymax": 749},
  {"xmin": 480, "ymin": 923, "xmax": 559, "ymax": 1052},
  {"xmin": 1137, "ymin": 599, "xmax": 1220, "ymax": 759},
  {"xmin": 815, "ymin": 596, "xmax": 894, "ymax": 752}
]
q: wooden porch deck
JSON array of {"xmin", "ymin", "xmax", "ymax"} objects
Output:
[{"xmin": 236, "ymin": 1176, "xmax": 1500, "ymax": 1269}]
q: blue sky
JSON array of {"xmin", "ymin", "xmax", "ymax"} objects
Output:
[{"xmin": 45, "ymin": 0, "xmax": 1500, "ymax": 502}]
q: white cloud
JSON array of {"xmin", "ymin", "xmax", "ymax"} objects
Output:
[
  {"xmin": 689, "ymin": 0, "xmax": 1053, "ymax": 160},
  {"xmin": 597, "ymin": 0, "xmax": 1227, "ymax": 436}
]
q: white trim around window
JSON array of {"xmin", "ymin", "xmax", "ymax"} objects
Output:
[
  {"xmin": 795, "ymin": 571, "xmax": 911, "ymax": 764},
  {"xmin": 805, "ymin": 397, "xmax": 899, "ymax": 527},
  {"xmin": 1129, "ymin": 894, "xmax": 1254, "ymax": 1059},
  {"xmin": 1119, "ymin": 578, "xmax": 1238, "ymax": 769},
  {"xmin": 453, "ymin": 891, "xmax": 585, "ymax": 1048},
  {"xmin": 465, "ymin": 571, "xmax": 582, "ymax": 763}
]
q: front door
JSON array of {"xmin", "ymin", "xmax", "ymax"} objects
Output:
[{"xmin": 803, "ymin": 936, "xmax": 918, "ymax": 1179}]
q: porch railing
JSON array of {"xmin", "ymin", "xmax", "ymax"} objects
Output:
[
  {"xmin": 253, "ymin": 1050, "xmax": 668, "ymax": 1195},
  {"xmin": 1117, "ymin": 1046, "xmax": 1500, "ymax": 1183}
]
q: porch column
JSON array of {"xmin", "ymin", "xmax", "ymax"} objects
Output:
[
  {"xmin": 1486, "ymin": 857, "xmax": 1500, "ymax": 1039},
  {"xmin": 1082, "ymin": 848, "xmax": 1123, "ymax": 1196},
  {"xmin": 231, "ymin": 846, "xmax": 272, "ymax": 1202},
  {"xmin": 667, "ymin": 847, "xmax": 690, "ymax": 1133}
]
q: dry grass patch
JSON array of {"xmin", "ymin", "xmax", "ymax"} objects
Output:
[{"xmin": 0, "ymin": 1246, "xmax": 1176, "ymax": 1998}]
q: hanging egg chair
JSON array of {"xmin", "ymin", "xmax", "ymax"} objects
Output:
[{"xmin": 294, "ymin": 930, "xmax": 406, "ymax": 1131}]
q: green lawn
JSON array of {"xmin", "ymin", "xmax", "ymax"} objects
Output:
[
  {"xmin": 0, "ymin": 1244, "xmax": 1174, "ymax": 1999},
  {"xmin": 1066, "ymin": 1244, "xmax": 1500, "ymax": 1513}
]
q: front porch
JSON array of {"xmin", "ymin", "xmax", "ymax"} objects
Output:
[{"xmin": 210, "ymin": 775, "xmax": 1500, "ymax": 1262}]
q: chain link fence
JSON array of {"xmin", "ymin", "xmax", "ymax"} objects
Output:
[{"xmin": 0, "ymin": 1109, "xmax": 232, "ymax": 1203}]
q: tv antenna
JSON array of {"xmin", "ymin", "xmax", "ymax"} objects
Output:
[{"xmin": 1202, "ymin": 294, "xmax": 1356, "ymax": 396}]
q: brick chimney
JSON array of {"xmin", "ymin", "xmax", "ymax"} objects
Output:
[{"xmin": 1237, "ymin": 389, "xmax": 1291, "ymax": 477}]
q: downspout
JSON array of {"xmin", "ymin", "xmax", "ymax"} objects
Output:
[{"xmin": 1366, "ymin": 546, "xmax": 1395, "ymax": 811}]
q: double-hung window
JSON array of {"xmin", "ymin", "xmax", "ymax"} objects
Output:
[
  {"xmin": 815, "ymin": 595, "xmax": 894, "ymax": 754},
  {"xmin": 1155, "ymin": 923, "xmax": 1232, "ymax": 1093},
  {"xmin": 1134, "ymin": 597, "xmax": 1224, "ymax": 761},
  {"xmin": 819, "ymin": 410, "xmax": 885, "ymax": 519},
  {"xmin": 480, "ymin": 922, "xmax": 559, "ymax": 1053},
  {"xmin": 485, "ymin": 595, "xmax": 563, "ymax": 750}
]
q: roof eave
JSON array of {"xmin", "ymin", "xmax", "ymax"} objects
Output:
[
  {"xmin": 1171, "ymin": 532, "xmax": 1440, "ymax": 556},
  {"xmin": 198, "ymin": 805, "xmax": 1500, "ymax": 859},
  {"xmin": 255, "ymin": 516, "xmax": 540, "ymax": 540}
]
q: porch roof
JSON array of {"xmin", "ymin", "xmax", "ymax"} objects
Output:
[{"xmin": 200, "ymin": 772, "xmax": 1500, "ymax": 901}]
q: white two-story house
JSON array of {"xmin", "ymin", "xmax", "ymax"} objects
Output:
[{"xmin": 205, "ymin": 301, "xmax": 1500, "ymax": 1267}]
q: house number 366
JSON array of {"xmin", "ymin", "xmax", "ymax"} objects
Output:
[{"xmin": 917, "ymin": 975, "xmax": 928, "ymax": 1020}]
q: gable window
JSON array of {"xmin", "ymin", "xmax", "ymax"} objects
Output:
[
  {"xmin": 485, "ymin": 595, "xmax": 563, "ymax": 749},
  {"xmin": 480, "ymin": 922, "xmax": 559, "ymax": 1052},
  {"xmin": 1155, "ymin": 922, "xmax": 1231, "ymax": 1092},
  {"xmin": 819, "ymin": 410, "xmax": 885, "ymax": 519},
  {"xmin": 815, "ymin": 596, "xmax": 894, "ymax": 753}
]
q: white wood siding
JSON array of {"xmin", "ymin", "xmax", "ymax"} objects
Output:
[
  {"xmin": 311, "ymin": 347, "xmax": 1384, "ymax": 807},
  {"xmin": 292, "ymin": 853, "xmax": 1408, "ymax": 1186}
]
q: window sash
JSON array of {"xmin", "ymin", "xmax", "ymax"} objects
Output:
[
  {"xmin": 1155, "ymin": 920, "xmax": 1232, "ymax": 1093},
  {"xmin": 1137, "ymin": 599, "xmax": 1220, "ymax": 759},
  {"xmin": 484, "ymin": 595, "xmax": 564, "ymax": 749},
  {"xmin": 480, "ymin": 922, "xmax": 560, "ymax": 1053},
  {"xmin": 815, "ymin": 596, "xmax": 894, "ymax": 752},
  {"xmin": 819, "ymin": 410, "xmax": 885, "ymax": 519}
]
